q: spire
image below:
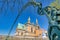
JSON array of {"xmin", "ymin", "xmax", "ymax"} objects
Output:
[
  {"xmin": 36, "ymin": 18, "xmax": 40, "ymax": 29},
  {"xmin": 28, "ymin": 17, "xmax": 30, "ymax": 24},
  {"xmin": 36, "ymin": 18, "xmax": 38, "ymax": 25}
]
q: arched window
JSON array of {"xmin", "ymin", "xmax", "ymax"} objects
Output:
[
  {"xmin": 34, "ymin": 30, "xmax": 36, "ymax": 34},
  {"xmin": 21, "ymin": 32, "xmax": 23, "ymax": 36},
  {"xmin": 31, "ymin": 27, "xmax": 33, "ymax": 32}
]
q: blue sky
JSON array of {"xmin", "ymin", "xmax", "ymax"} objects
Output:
[{"xmin": 0, "ymin": 0, "xmax": 55, "ymax": 35}]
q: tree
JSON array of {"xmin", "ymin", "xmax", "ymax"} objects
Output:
[{"xmin": 50, "ymin": 0, "xmax": 60, "ymax": 9}]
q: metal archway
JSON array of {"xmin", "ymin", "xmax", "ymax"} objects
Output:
[{"xmin": 5, "ymin": 1, "xmax": 42, "ymax": 40}]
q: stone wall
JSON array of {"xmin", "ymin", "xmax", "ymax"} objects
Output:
[{"xmin": 0, "ymin": 36, "xmax": 49, "ymax": 40}]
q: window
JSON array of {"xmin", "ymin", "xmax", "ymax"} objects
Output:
[
  {"xmin": 21, "ymin": 32, "xmax": 23, "ymax": 36},
  {"xmin": 34, "ymin": 30, "xmax": 36, "ymax": 34},
  {"xmin": 31, "ymin": 27, "xmax": 33, "ymax": 32}
]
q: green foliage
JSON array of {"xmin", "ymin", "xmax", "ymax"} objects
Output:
[{"xmin": 50, "ymin": 0, "xmax": 60, "ymax": 9}]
